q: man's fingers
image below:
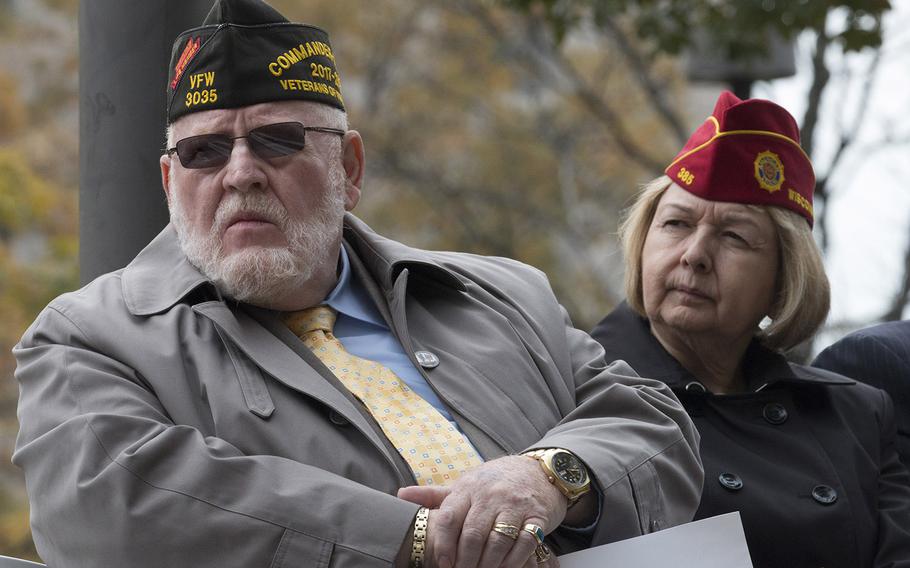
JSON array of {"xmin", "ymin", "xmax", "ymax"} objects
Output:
[
  {"xmin": 397, "ymin": 485, "xmax": 450, "ymax": 508},
  {"xmin": 519, "ymin": 549, "xmax": 559, "ymax": 568},
  {"xmin": 430, "ymin": 492, "xmax": 472, "ymax": 568},
  {"xmin": 453, "ymin": 505, "xmax": 508, "ymax": 568},
  {"xmin": 452, "ymin": 520, "xmax": 487, "ymax": 568},
  {"xmin": 499, "ymin": 517, "xmax": 548, "ymax": 568},
  {"xmin": 476, "ymin": 516, "xmax": 523, "ymax": 568}
]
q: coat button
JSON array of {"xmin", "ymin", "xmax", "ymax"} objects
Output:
[
  {"xmin": 415, "ymin": 351, "xmax": 440, "ymax": 369},
  {"xmin": 684, "ymin": 381, "xmax": 707, "ymax": 394},
  {"xmin": 329, "ymin": 411, "xmax": 350, "ymax": 426},
  {"xmin": 718, "ymin": 472, "xmax": 743, "ymax": 491},
  {"xmin": 762, "ymin": 403, "xmax": 788, "ymax": 425},
  {"xmin": 811, "ymin": 484, "xmax": 838, "ymax": 505}
]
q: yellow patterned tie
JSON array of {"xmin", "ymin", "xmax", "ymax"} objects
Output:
[{"xmin": 284, "ymin": 306, "xmax": 483, "ymax": 485}]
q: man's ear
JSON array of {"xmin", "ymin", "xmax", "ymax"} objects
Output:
[
  {"xmin": 160, "ymin": 154, "xmax": 174, "ymax": 207},
  {"xmin": 341, "ymin": 130, "xmax": 364, "ymax": 211}
]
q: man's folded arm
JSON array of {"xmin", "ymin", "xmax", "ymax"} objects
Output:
[
  {"xmin": 14, "ymin": 306, "xmax": 418, "ymax": 568},
  {"xmin": 530, "ymin": 310, "xmax": 703, "ymax": 547}
]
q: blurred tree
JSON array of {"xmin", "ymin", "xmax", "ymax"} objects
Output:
[
  {"xmin": 278, "ymin": 0, "xmax": 902, "ymax": 342},
  {"xmin": 499, "ymin": 0, "xmax": 909, "ymax": 347},
  {"xmin": 272, "ymin": 0, "xmax": 688, "ymax": 323},
  {"xmin": 502, "ymin": 0, "xmax": 889, "ymax": 54},
  {"xmin": 0, "ymin": 140, "xmax": 78, "ymax": 566},
  {"xmin": 39, "ymin": 0, "xmax": 77, "ymax": 14},
  {"xmin": 267, "ymin": 1, "xmax": 893, "ymax": 331},
  {"xmin": 500, "ymin": 0, "xmax": 890, "ymax": 244},
  {"xmin": 0, "ymin": 1, "xmax": 79, "ymax": 561}
]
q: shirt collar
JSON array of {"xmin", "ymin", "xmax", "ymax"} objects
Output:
[{"xmin": 322, "ymin": 246, "xmax": 386, "ymax": 328}]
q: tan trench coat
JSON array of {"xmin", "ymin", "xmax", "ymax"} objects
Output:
[{"xmin": 13, "ymin": 216, "xmax": 702, "ymax": 567}]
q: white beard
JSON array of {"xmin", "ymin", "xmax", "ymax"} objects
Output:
[{"xmin": 169, "ymin": 169, "xmax": 346, "ymax": 307}]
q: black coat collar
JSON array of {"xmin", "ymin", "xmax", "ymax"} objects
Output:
[{"xmin": 591, "ymin": 302, "xmax": 853, "ymax": 392}]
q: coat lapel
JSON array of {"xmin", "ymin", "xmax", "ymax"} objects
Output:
[
  {"xmin": 122, "ymin": 218, "xmax": 496, "ymax": 471},
  {"xmin": 192, "ymin": 301, "xmax": 393, "ymax": 455}
]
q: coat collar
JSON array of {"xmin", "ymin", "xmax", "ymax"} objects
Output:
[
  {"xmin": 121, "ymin": 214, "xmax": 465, "ymax": 316},
  {"xmin": 592, "ymin": 302, "xmax": 854, "ymax": 392},
  {"xmin": 121, "ymin": 225, "xmax": 212, "ymax": 316},
  {"xmin": 341, "ymin": 214, "xmax": 466, "ymax": 293}
]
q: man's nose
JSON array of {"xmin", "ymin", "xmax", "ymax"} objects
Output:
[{"xmin": 221, "ymin": 139, "xmax": 267, "ymax": 193}]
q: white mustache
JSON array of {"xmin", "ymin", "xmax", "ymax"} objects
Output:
[{"xmin": 211, "ymin": 193, "xmax": 289, "ymax": 236}]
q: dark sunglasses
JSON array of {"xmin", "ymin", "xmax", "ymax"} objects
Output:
[{"xmin": 166, "ymin": 121, "xmax": 346, "ymax": 169}]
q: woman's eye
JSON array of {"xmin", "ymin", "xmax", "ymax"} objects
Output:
[{"xmin": 723, "ymin": 231, "xmax": 747, "ymax": 243}]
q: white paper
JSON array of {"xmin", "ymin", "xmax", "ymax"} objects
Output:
[{"xmin": 558, "ymin": 512, "xmax": 753, "ymax": 568}]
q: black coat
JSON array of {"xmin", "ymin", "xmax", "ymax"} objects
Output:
[
  {"xmin": 591, "ymin": 303, "xmax": 910, "ymax": 568},
  {"xmin": 813, "ymin": 320, "xmax": 910, "ymax": 472}
]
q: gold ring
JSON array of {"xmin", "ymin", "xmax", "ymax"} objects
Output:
[
  {"xmin": 522, "ymin": 523, "xmax": 545, "ymax": 545},
  {"xmin": 534, "ymin": 542, "xmax": 552, "ymax": 563},
  {"xmin": 491, "ymin": 522, "xmax": 521, "ymax": 540}
]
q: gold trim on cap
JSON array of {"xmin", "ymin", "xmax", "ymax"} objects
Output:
[{"xmin": 667, "ymin": 115, "xmax": 811, "ymax": 170}]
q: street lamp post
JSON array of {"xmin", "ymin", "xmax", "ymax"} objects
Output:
[
  {"xmin": 79, "ymin": 1, "xmax": 210, "ymax": 284},
  {"xmin": 686, "ymin": 30, "xmax": 796, "ymax": 99}
]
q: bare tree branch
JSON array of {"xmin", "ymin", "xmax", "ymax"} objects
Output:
[
  {"xmin": 798, "ymin": 24, "xmax": 831, "ymax": 255},
  {"xmin": 599, "ymin": 15, "xmax": 689, "ymax": 146},
  {"xmin": 813, "ymin": 44, "xmax": 881, "ymax": 252},
  {"xmin": 360, "ymin": 6, "xmax": 427, "ymax": 115},
  {"xmin": 881, "ymin": 226, "xmax": 910, "ymax": 321},
  {"xmin": 453, "ymin": 1, "xmax": 668, "ymax": 172},
  {"xmin": 549, "ymin": 129, "xmax": 623, "ymax": 308},
  {"xmin": 800, "ymin": 28, "xmax": 831, "ymax": 164}
]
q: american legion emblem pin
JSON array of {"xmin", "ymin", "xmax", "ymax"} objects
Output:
[{"xmin": 753, "ymin": 150, "xmax": 785, "ymax": 193}]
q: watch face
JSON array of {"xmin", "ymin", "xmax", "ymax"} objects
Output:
[{"xmin": 552, "ymin": 451, "xmax": 587, "ymax": 486}]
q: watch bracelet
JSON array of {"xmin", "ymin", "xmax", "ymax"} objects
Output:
[{"xmin": 410, "ymin": 507, "xmax": 429, "ymax": 568}]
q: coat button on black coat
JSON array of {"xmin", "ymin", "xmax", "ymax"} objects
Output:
[
  {"xmin": 762, "ymin": 403, "xmax": 788, "ymax": 425},
  {"xmin": 812, "ymin": 484, "xmax": 838, "ymax": 505},
  {"xmin": 719, "ymin": 472, "xmax": 743, "ymax": 491}
]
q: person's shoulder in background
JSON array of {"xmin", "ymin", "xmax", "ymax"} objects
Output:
[{"xmin": 812, "ymin": 320, "xmax": 910, "ymax": 470}]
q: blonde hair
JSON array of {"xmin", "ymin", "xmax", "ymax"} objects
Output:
[{"xmin": 619, "ymin": 175, "xmax": 829, "ymax": 352}]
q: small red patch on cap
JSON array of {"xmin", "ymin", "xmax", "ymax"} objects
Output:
[{"xmin": 171, "ymin": 37, "xmax": 202, "ymax": 90}]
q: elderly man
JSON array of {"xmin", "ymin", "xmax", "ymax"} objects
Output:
[{"xmin": 13, "ymin": 1, "xmax": 702, "ymax": 566}]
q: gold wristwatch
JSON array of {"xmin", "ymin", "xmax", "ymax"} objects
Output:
[{"xmin": 522, "ymin": 448, "xmax": 591, "ymax": 505}]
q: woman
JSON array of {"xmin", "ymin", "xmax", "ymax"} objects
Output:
[{"xmin": 591, "ymin": 91, "xmax": 910, "ymax": 567}]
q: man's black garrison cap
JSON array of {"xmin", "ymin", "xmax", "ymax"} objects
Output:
[{"xmin": 166, "ymin": 0, "xmax": 344, "ymax": 123}]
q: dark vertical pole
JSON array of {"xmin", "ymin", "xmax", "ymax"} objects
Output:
[
  {"xmin": 79, "ymin": 0, "xmax": 210, "ymax": 284},
  {"xmin": 729, "ymin": 78, "xmax": 753, "ymax": 100}
]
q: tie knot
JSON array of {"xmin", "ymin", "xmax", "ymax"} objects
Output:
[{"xmin": 284, "ymin": 305, "xmax": 337, "ymax": 337}]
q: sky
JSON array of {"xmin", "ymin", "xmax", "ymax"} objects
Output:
[{"xmin": 755, "ymin": 0, "xmax": 910, "ymax": 342}]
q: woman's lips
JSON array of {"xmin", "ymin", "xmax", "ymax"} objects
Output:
[{"xmin": 673, "ymin": 285, "xmax": 711, "ymax": 300}]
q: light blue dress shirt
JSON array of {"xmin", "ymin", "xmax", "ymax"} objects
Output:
[{"xmin": 323, "ymin": 247, "xmax": 463, "ymax": 430}]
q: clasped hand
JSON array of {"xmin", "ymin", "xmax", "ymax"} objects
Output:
[{"xmin": 398, "ymin": 455, "xmax": 565, "ymax": 568}]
